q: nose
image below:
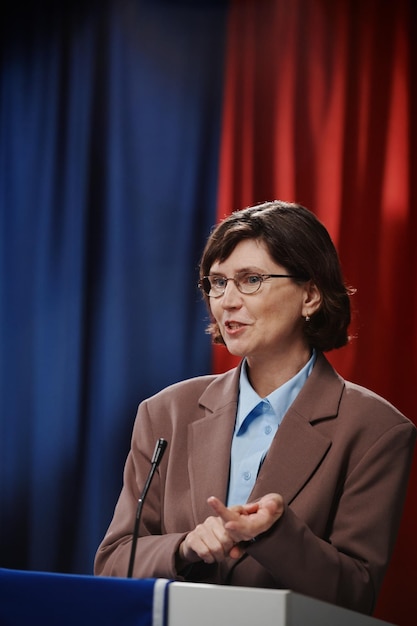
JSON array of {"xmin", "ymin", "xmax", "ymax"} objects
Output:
[{"xmin": 220, "ymin": 279, "xmax": 242, "ymax": 308}]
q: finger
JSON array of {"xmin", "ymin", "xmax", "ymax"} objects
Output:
[
  {"xmin": 237, "ymin": 501, "xmax": 259, "ymax": 515},
  {"xmin": 224, "ymin": 519, "xmax": 256, "ymax": 542},
  {"xmin": 185, "ymin": 531, "xmax": 221, "ymax": 564},
  {"xmin": 229, "ymin": 543, "xmax": 245, "ymax": 560},
  {"xmin": 200, "ymin": 535, "xmax": 233, "ymax": 563},
  {"xmin": 207, "ymin": 496, "xmax": 240, "ymax": 522},
  {"xmin": 192, "ymin": 517, "xmax": 237, "ymax": 563}
]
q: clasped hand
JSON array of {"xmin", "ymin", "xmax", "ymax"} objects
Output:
[{"xmin": 178, "ymin": 493, "xmax": 284, "ymax": 565}]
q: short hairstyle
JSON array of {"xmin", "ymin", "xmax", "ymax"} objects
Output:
[{"xmin": 199, "ymin": 200, "xmax": 354, "ymax": 352}]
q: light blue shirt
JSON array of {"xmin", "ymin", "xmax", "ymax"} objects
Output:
[{"xmin": 226, "ymin": 351, "xmax": 317, "ymax": 507}]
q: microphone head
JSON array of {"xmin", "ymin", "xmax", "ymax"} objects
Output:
[{"xmin": 151, "ymin": 438, "xmax": 168, "ymax": 466}]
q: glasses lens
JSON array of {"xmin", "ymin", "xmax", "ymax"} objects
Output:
[
  {"xmin": 201, "ymin": 276, "xmax": 230, "ymax": 297},
  {"xmin": 201, "ymin": 277, "xmax": 212, "ymax": 295},
  {"xmin": 201, "ymin": 273, "xmax": 265, "ymax": 296},
  {"xmin": 237, "ymin": 273, "xmax": 263, "ymax": 294}
]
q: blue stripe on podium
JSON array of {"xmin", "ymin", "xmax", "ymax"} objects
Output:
[{"xmin": 0, "ymin": 568, "xmax": 170, "ymax": 626}]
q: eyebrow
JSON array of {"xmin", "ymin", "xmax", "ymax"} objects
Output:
[{"xmin": 209, "ymin": 266, "xmax": 266, "ymax": 275}]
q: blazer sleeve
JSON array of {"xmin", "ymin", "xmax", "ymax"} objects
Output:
[
  {"xmin": 244, "ymin": 419, "xmax": 416, "ymax": 614},
  {"xmin": 94, "ymin": 369, "xmax": 235, "ymax": 581}
]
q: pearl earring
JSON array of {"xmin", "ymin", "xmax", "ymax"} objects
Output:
[{"xmin": 305, "ymin": 314, "xmax": 311, "ymax": 322}]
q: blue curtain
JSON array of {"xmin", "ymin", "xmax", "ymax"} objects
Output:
[{"xmin": 0, "ymin": 0, "xmax": 228, "ymax": 574}]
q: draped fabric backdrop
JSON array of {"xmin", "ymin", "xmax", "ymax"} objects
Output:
[
  {"xmin": 0, "ymin": 1, "xmax": 416, "ymax": 625},
  {"xmin": 214, "ymin": 2, "xmax": 417, "ymax": 625},
  {"xmin": 0, "ymin": 0, "xmax": 227, "ymax": 573}
]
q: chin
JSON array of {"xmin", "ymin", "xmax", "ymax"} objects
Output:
[{"xmin": 224, "ymin": 343, "xmax": 246, "ymax": 358}]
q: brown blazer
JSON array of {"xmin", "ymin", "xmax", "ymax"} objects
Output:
[{"xmin": 94, "ymin": 353, "xmax": 416, "ymax": 615}]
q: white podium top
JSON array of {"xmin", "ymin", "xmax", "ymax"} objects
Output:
[{"xmin": 167, "ymin": 583, "xmax": 395, "ymax": 626}]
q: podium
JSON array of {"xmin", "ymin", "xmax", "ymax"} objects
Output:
[
  {"xmin": 0, "ymin": 568, "xmax": 396, "ymax": 626},
  {"xmin": 168, "ymin": 582, "xmax": 395, "ymax": 626}
]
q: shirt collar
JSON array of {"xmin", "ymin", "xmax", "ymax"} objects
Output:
[{"xmin": 236, "ymin": 350, "xmax": 317, "ymax": 430}]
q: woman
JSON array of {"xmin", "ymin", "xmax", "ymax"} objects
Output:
[{"xmin": 94, "ymin": 201, "xmax": 416, "ymax": 615}]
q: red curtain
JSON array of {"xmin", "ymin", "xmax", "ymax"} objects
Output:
[{"xmin": 214, "ymin": 1, "xmax": 417, "ymax": 624}]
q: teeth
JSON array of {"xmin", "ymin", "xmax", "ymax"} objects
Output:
[{"xmin": 227, "ymin": 322, "xmax": 241, "ymax": 329}]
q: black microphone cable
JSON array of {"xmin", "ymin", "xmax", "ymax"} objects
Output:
[{"xmin": 127, "ymin": 438, "xmax": 168, "ymax": 578}]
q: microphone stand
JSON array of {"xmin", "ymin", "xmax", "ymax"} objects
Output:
[{"xmin": 127, "ymin": 438, "xmax": 168, "ymax": 578}]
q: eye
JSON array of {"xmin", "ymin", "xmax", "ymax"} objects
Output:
[
  {"xmin": 241, "ymin": 273, "xmax": 262, "ymax": 286},
  {"xmin": 211, "ymin": 276, "xmax": 227, "ymax": 289}
]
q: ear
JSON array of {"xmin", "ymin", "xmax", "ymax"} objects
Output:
[{"xmin": 302, "ymin": 281, "xmax": 322, "ymax": 317}]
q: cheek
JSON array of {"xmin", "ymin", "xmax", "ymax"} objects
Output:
[
  {"xmin": 261, "ymin": 296, "xmax": 303, "ymax": 326},
  {"xmin": 208, "ymin": 300, "xmax": 220, "ymax": 320}
]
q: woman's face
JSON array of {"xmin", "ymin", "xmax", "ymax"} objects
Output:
[{"xmin": 208, "ymin": 239, "xmax": 320, "ymax": 366}]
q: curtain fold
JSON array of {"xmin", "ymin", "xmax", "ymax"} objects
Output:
[
  {"xmin": 214, "ymin": 1, "xmax": 416, "ymax": 624},
  {"xmin": 0, "ymin": 0, "xmax": 228, "ymax": 574}
]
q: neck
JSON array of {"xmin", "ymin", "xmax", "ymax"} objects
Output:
[{"xmin": 246, "ymin": 347, "xmax": 312, "ymax": 397}]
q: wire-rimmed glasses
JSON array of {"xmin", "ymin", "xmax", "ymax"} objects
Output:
[{"xmin": 198, "ymin": 271, "xmax": 308, "ymax": 298}]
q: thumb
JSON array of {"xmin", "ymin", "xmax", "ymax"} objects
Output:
[{"xmin": 229, "ymin": 544, "xmax": 245, "ymax": 560}]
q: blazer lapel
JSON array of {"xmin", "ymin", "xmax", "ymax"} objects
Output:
[
  {"xmin": 188, "ymin": 367, "xmax": 241, "ymax": 524},
  {"xmin": 249, "ymin": 353, "xmax": 343, "ymax": 505},
  {"xmin": 250, "ymin": 408, "xmax": 331, "ymax": 504}
]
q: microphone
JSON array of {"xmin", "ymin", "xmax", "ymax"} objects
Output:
[{"xmin": 127, "ymin": 438, "xmax": 168, "ymax": 578}]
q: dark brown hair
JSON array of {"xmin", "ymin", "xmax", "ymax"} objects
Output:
[{"xmin": 199, "ymin": 200, "xmax": 354, "ymax": 352}]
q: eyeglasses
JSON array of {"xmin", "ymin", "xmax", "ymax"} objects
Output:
[{"xmin": 199, "ymin": 271, "xmax": 308, "ymax": 298}]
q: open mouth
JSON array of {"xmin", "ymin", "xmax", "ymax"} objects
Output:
[{"xmin": 225, "ymin": 321, "xmax": 246, "ymax": 331}]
